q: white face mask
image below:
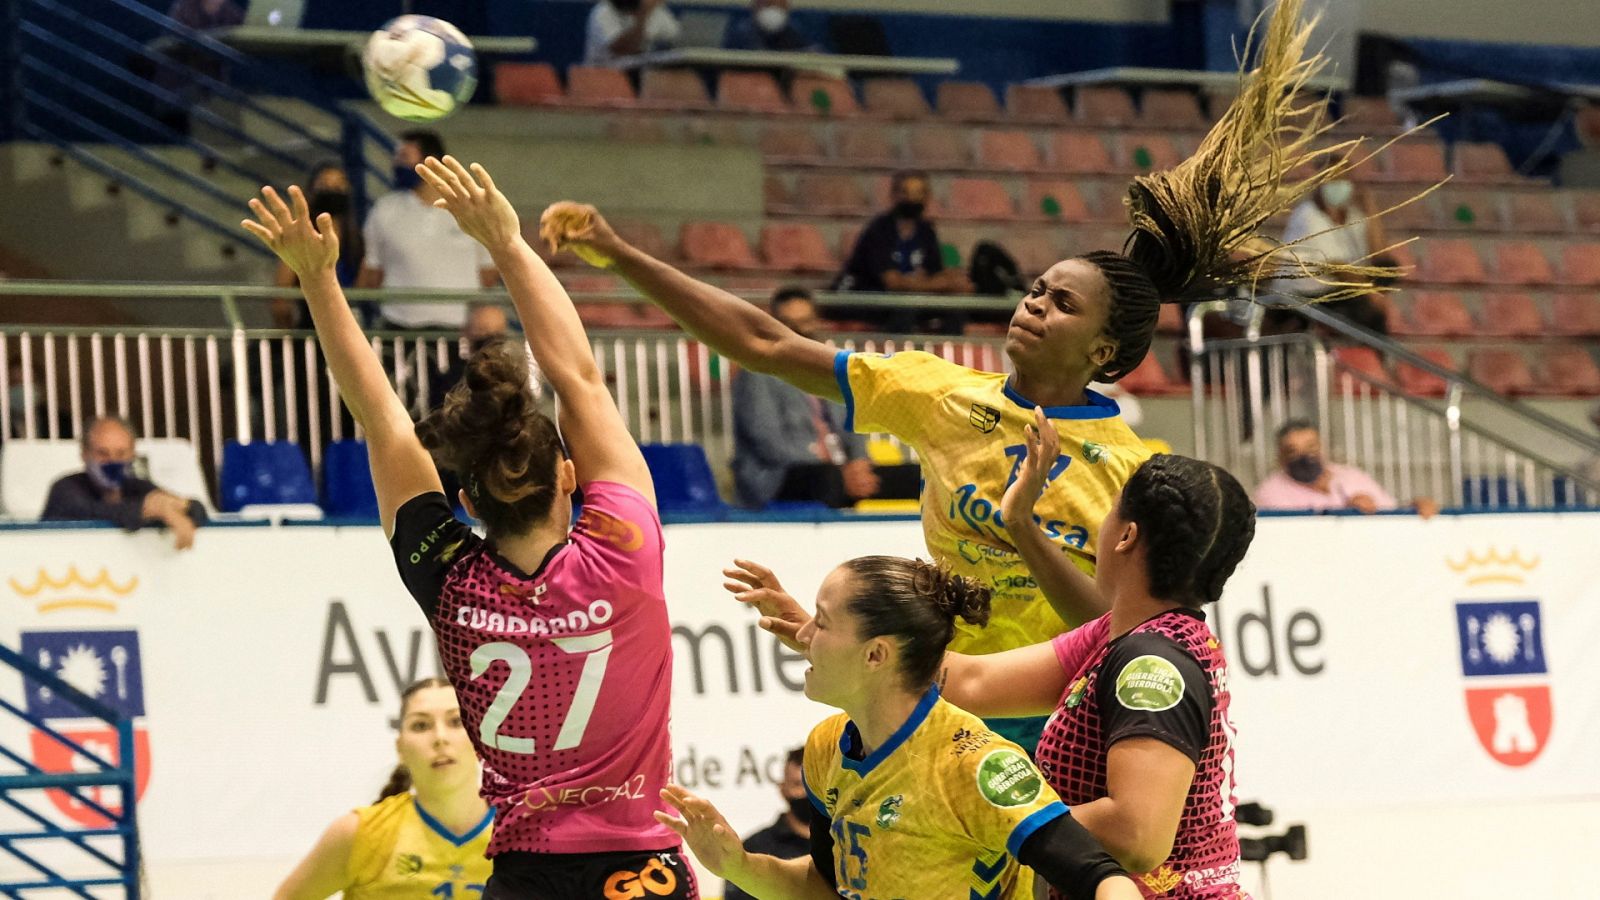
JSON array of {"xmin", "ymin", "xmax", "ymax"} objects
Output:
[
  {"xmin": 755, "ymin": 6, "xmax": 789, "ymax": 33},
  {"xmin": 1320, "ymin": 179, "xmax": 1354, "ymax": 209}
]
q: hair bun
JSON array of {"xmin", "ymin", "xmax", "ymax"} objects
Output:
[{"xmin": 912, "ymin": 560, "xmax": 992, "ymax": 628}]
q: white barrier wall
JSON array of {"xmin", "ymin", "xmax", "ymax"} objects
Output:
[{"xmin": 2, "ymin": 513, "xmax": 1598, "ymax": 898}]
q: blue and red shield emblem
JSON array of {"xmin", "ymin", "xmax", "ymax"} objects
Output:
[
  {"xmin": 28, "ymin": 726, "xmax": 152, "ymax": 827},
  {"xmin": 1454, "ymin": 601, "xmax": 1552, "ymax": 767}
]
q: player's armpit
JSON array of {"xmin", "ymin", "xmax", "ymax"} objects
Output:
[{"xmin": 939, "ymin": 641, "xmax": 1068, "ymax": 720}]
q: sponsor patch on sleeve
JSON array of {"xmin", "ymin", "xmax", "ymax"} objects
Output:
[
  {"xmin": 975, "ymin": 748, "xmax": 1043, "ymax": 808},
  {"xmin": 1114, "ymin": 654, "xmax": 1186, "ymax": 711}
]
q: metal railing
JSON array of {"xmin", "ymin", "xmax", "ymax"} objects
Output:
[
  {"xmin": 5, "ymin": 0, "xmax": 394, "ymax": 256},
  {"xmin": 1188, "ymin": 299, "xmax": 1600, "ymax": 509},
  {"xmin": 0, "ymin": 642, "xmax": 141, "ymax": 897},
  {"xmin": 1, "ymin": 282, "xmax": 1012, "ymax": 498}
]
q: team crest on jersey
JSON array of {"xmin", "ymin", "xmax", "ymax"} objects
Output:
[
  {"xmin": 875, "ymin": 794, "xmax": 903, "ymax": 829},
  {"xmin": 968, "ymin": 403, "xmax": 1001, "ymax": 434},
  {"xmin": 1064, "ymin": 676, "xmax": 1090, "ymax": 709},
  {"xmin": 1449, "ymin": 549, "xmax": 1553, "ymax": 768},
  {"xmin": 578, "ymin": 507, "xmax": 644, "ymax": 552},
  {"xmin": 1141, "ymin": 865, "xmax": 1184, "ymax": 893},
  {"xmin": 396, "ymin": 853, "xmax": 424, "ymax": 876},
  {"xmin": 824, "ymin": 787, "xmax": 840, "ymax": 812},
  {"xmin": 1080, "ymin": 440, "xmax": 1109, "ymax": 464}
]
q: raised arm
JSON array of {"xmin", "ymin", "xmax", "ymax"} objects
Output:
[
  {"xmin": 243, "ymin": 186, "xmax": 441, "ymax": 537},
  {"xmin": 656, "ymin": 786, "xmax": 837, "ymax": 900},
  {"xmin": 418, "ymin": 158, "xmax": 654, "ymax": 503},
  {"xmin": 1000, "ymin": 407, "xmax": 1109, "ymax": 624},
  {"xmin": 540, "ymin": 202, "xmax": 841, "ymax": 400}
]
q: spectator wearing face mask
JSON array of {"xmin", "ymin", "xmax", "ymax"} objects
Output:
[
  {"xmin": 584, "ymin": 0, "xmax": 681, "ymax": 66},
  {"xmin": 833, "ymin": 170, "xmax": 972, "ymax": 332},
  {"xmin": 724, "ymin": 0, "xmax": 814, "ymax": 52},
  {"xmin": 722, "ymin": 748, "xmax": 811, "ymax": 900},
  {"xmin": 1255, "ymin": 419, "xmax": 1438, "ymax": 517},
  {"xmin": 1268, "ymin": 167, "xmax": 1394, "ymax": 334},
  {"xmin": 42, "ymin": 416, "xmax": 208, "ymax": 550},
  {"xmin": 357, "ymin": 131, "xmax": 499, "ymax": 331},
  {"xmin": 271, "ymin": 161, "xmax": 365, "ymax": 330}
]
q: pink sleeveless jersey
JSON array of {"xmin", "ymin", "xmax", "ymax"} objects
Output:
[
  {"xmin": 1037, "ymin": 611, "xmax": 1244, "ymax": 899},
  {"xmin": 390, "ymin": 481, "xmax": 676, "ymax": 856}
]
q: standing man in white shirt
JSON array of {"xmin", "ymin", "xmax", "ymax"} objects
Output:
[
  {"xmin": 583, "ymin": 0, "xmax": 681, "ymax": 66},
  {"xmin": 358, "ymin": 130, "xmax": 498, "ymax": 330}
]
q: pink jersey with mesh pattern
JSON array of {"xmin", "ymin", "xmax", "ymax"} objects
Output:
[
  {"xmin": 1037, "ymin": 611, "xmax": 1243, "ymax": 898},
  {"xmin": 392, "ymin": 481, "xmax": 675, "ymax": 856}
]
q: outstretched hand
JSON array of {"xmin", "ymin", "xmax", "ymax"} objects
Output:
[
  {"xmin": 539, "ymin": 201, "xmax": 624, "ymax": 269},
  {"xmin": 242, "ymin": 185, "xmax": 339, "ymax": 278},
  {"xmin": 416, "ymin": 156, "xmax": 521, "ymax": 252},
  {"xmin": 654, "ymin": 786, "xmax": 746, "ymax": 880},
  {"xmin": 1000, "ymin": 406, "xmax": 1059, "ymax": 533},
  {"xmin": 723, "ymin": 558, "xmax": 810, "ymax": 653}
]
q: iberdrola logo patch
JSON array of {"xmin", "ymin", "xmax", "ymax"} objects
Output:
[
  {"xmin": 976, "ymin": 749, "xmax": 1042, "ymax": 807},
  {"xmin": 1114, "ymin": 655, "xmax": 1186, "ymax": 711},
  {"xmin": 1081, "ymin": 440, "xmax": 1109, "ymax": 464},
  {"xmin": 875, "ymin": 794, "xmax": 903, "ymax": 829}
]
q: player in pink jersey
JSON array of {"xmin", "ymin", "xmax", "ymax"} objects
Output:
[
  {"xmin": 243, "ymin": 156, "xmax": 693, "ymax": 899},
  {"xmin": 933, "ymin": 411, "xmax": 1256, "ymax": 898}
]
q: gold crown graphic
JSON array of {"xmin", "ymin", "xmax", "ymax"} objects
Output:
[
  {"xmin": 8, "ymin": 565, "xmax": 138, "ymax": 613},
  {"xmin": 1446, "ymin": 548, "xmax": 1540, "ymax": 586}
]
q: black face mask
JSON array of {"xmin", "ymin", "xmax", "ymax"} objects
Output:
[
  {"xmin": 786, "ymin": 795, "xmax": 812, "ymax": 823},
  {"xmin": 893, "ymin": 200, "xmax": 925, "ymax": 220},
  {"xmin": 1286, "ymin": 454, "xmax": 1324, "ymax": 485},
  {"xmin": 310, "ymin": 190, "xmax": 350, "ymax": 218},
  {"xmin": 612, "ymin": 0, "xmax": 642, "ymax": 11}
]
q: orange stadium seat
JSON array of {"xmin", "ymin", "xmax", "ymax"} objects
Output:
[
  {"xmin": 1006, "ymin": 231, "xmax": 1066, "ymax": 278},
  {"xmin": 1005, "ymin": 84, "xmax": 1068, "ymax": 123},
  {"xmin": 1074, "ymin": 86, "xmax": 1137, "ymax": 126},
  {"xmin": 680, "ymin": 222, "xmax": 760, "ymax": 269},
  {"xmin": 1575, "ymin": 192, "xmax": 1600, "ymax": 233},
  {"xmin": 907, "ymin": 127, "xmax": 971, "ymax": 167},
  {"xmin": 1332, "ymin": 346, "xmax": 1393, "ymax": 391},
  {"xmin": 835, "ymin": 123, "xmax": 900, "ymax": 165},
  {"xmin": 565, "ymin": 66, "xmax": 636, "ymax": 107},
  {"xmin": 764, "ymin": 175, "xmax": 794, "ymax": 211},
  {"xmin": 1396, "ymin": 347, "xmax": 1459, "ymax": 398},
  {"xmin": 1047, "ymin": 132, "xmax": 1116, "ymax": 174},
  {"xmin": 1373, "ymin": 186, "xmax": 1440, "ymax": 232},
  {"xmin": 1479, "ymin": 293, "xmax": 1545, "ymax": 337},
  {"xmin": 795, "ymin": 173, "xmax": 870, "ymax": 215},
  {"xmin": 1418, "ymin": 240, "xmax": 1489, "ymax": 284},
  {"xmin": 1469, "ymin": 349, "xmax": 1537, "ymax": 395},
  {"xmin": 791, "ymin": 75, "xmax": 859, "ymax": 116},
  {"xmin": 760, "ymin": 223, "xmax": 837, "ymax": 272},
  {"xmin": 1492, "ymin": 241, "xmax": 1555, "ymax": 286},
  {"xmin": 1117, "ymin": 351, "xmax": 1188, "ymax": 396},
  {"xmin": 976, "ymin": 130, "xmax": 1041, "ymax": 171},
  {"xmin": 759, "ymin": 123, "xmax": 827, "ymax": 162},
  {"xmin": 1340, "ymin": 96, "xmax": 1400, "ymax": 131},
  {"xmin": 1404, "ymin": 291, "xmax": 1475, "ymax": 336},
  {"xmin": 862, "ymin": 78, "xmax": 931, "ymax": 119},
  {"xmin": 612, "ymin": 220, "xmax": 670, "ymax": 260},
  {"xmin": 937, "ymin": 81, "xmax": 1001, "ymax": 122},
  {"xmin": 946, "ymin": 178, "xmax": 1016, "ymax": 220},
  {"xmin": 1384, "ymin": 141, "xmax": 1450, "ymax": 182},
  {"xmin": 1559, "ymin": 243, "xmax": 1600, "ymax": 286},
  {"xmin": 493, "ymin": 62, "xmax": 562, "ymax": 105},
  {"xmin": 1121, "ymin": 134, "xmax": 1182, "ymax": 172},
  {"xmin": 640, "ymin": 68, "xmax": 712, "ymax": 110},
  {"xmin": 1551, "ymin": 295, "xmax": 1600, "ymax": 337},
  {"xmin": 1455, "ymin": 142, "xmax": 1517, "ymax": 182},
  {"xmin": 1024, "ymin": 180, "xmax": 1093, "ymax": 222},
  {"xmin": 717, "ymin": 71, "xmax": 789, "ymax": 113},
  {"xmin": 1534, "ymin": 347, "xmax": 1600, "ymax": 396},
  {"xmin": 1438, "ymin": 189, "xmax": 1504, "ymax": 231},
  {"xmin": 1508, "ymin": 193, "xmax": 1567, "ymax": 234},
  {"xmin": 1139, "ymin": 89, "xmax": 1206, "ymax": 128}
]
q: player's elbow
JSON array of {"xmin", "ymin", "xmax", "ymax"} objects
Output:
[{"xmin": 1108, "ymin": 824, "xmax": 1175, "ymax": 876}]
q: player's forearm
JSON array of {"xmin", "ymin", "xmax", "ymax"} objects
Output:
[
  {"xmin": 722, "ymin": 853, "xmax": 836, "ymax": 900},
  {"xmin": 607, "ymin": 241, "xmax": 795, "ymax": 376},
  {"xmin": 1068, "ymin": 797, "xmax": 1171, "ymax": 875},
  {"xmin": 1008, "ymin": 516, "xmax": 1107, "ymax": 625},
  {"xmin": 299, "ymin": 268, "xmax": 412, "ymax": 437},
  {"xmin": 487, "ymin": 236, "xmax": 603, "ymax": 397}
]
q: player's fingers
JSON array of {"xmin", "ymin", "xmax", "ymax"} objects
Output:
[
  {"xmin": 653, "ymin": 811, "xmax": 689, "ymax": 837},
  {"xmin": 416, "ymin": 160, "xmax": 456, "ymax": 199},
  {"xmin": 471, "ymin": 162, "xmax": 496, "ymax": 194},
  {"xmin": 248, "ymin": 197, "xmax": 280, "ymax": 232},
  {"xmin": 431, "ymin": 155, "xmax": 469, "ymax": 197},
  {"xmin": 314, "ymin": 213, "xmax": 339, "ymax": 246},
  {"xmin": 723, "ymin": 567, "xmax": 762, "ymax": 588},
  {"xmin": 288, "ymin": 184, "xmax": 310, "ymax": 223},
  {"xmin": 240, "ymin": 219, "xmax": 274, "ymax": 243},
  {"xmin": 262, "ymin": 186, "xmax": 293, "ymax": 224},
  {"xmin": 443, "ymin": 155, "xmax": 479, "ymax": 194},
  {"xmin": 760, "ymin": 616, "xmax": 804, "ymax": 640},
  {"xmin": 734, "ymin": 558, "xmax": 776, "ymax": 581}
]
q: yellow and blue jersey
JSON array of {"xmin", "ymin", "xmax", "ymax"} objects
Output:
[
  {"xmin": 835, "ymin": 350, "xmax": 1151, "ymax": 654},
  {"xmin": 345, "ymin": 792, "xmax": 493, "ymax": 899},
  {"xmin": 803, "ymin": 686, "xmax": 1070, "ymax": 900}
]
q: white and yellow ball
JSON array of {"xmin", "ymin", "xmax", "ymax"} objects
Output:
[{"xmin": 362, "ymin": 15, "xmax": 477, "ymax": 123}]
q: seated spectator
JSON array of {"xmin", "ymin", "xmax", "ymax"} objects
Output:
[
  {"xmin": 42, "ymin": 416, "xmax": 208, "ymax": 549},
  {"xmin": 271, "ymin": 160, "xmax": 365, "ymax": 330},
  {"xmin": 731, "ymin": 288, "xmax": 919, "ymax": 508},
  {"xmin": 584, "ymin": 0, "xmax": 680, "ymax": 66},
  {"xmin": 1266, "ymin": 161, "xmax": 1393, "ymax": 334},
  {"xmin": 1255, "ymin": 419, "xmax": 1437, "ymax": 517},
  {"xmin": 723, "ymin": 748, "xmax": 810, "ymax": 900},
  {"xmin": 724, "ymin": 0, "xmax": 814, "ymax": 51},
  {"xmin": 834, "ymin": 170, "xmax": 972, "ymax": 332},
  {"xmin": 358, "ymin": 131, "xmax": 498, "ymax": 330}
]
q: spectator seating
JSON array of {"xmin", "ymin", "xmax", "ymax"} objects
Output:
[
  {"xmin": 641, "ymin": 68, "xmax": 713, "ymax": 110},
  {"xmin": 1469, "ymin": 349, "xmax": 1537, "ymax": 395},
  {"xmin": 718, "ymin": 71, "xmax": 789, "ymax": 113},
  {"xmin": 1074, "ymin": 85, "xmax": 1138, "ymax": 126},
  {"xmin": 1005, "ymin": 84, "xmax": 1067, "ymax": 123},
  {"xmin": 1332, "ymin": 346, "xmax": 1392, "ymax": 391},
  {"xmin": 792, "ymin": 75, "xmax": 859, "ymax": 116},
  {"xmin": 639, "ymin": 443, "xmax": 727, "ymax": 514},
  {"xmin": 1535, "ymin": 347, "xmax": 1600, "ymax": 395},
  {"xmin": 1396, "ymin": 347, "xmax": 1459, "ymax": 398},
  {"xmin": 219, "ymin": 440, "xmax": 318, "ymax": 514},
  {"xmin": 0, "ymin": 439, "xmax": 80, "ymax": 518},
  {"xmin": 322, "ymin": 440, "xmax": 379, "ymax": 520},
  {"xmin": 862, "ymin": 77, "xmax": 931, "ymax": 119},
  {"xmin": 936, "ymin": 81, "xmax": 1001, "ymax": 122},
  {"xmin": 1479, "ymin": 293, "xmax": 1545, "ymax": 337}
]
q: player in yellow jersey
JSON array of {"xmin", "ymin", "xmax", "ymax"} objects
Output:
[
  {"xmin": 540, "ymin": 0, "xmax": 1419, "ymax": 752},
  {"xmin": 275, "ymin": 678, "xmax": 493, "ymax": 899},
  {"xmin": 657, "ymin": 556, "xmax": 1141, "ymax": 900}
]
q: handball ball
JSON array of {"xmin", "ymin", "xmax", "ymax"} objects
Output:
[{"xmin": 362, "ymin": 15, "xmax": 477, "ymax": 122}]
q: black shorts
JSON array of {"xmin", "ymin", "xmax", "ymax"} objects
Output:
[{"xmin": 483, "ymin": 848, "xmax": 698, "ymax": 900}]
